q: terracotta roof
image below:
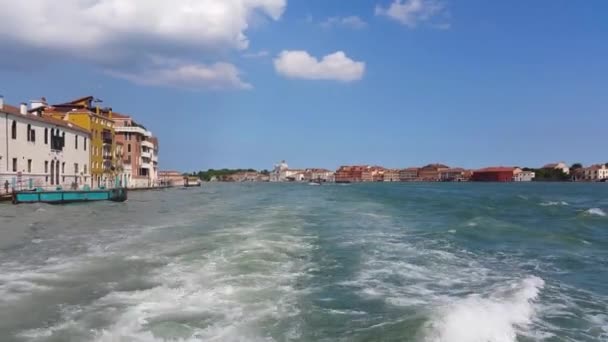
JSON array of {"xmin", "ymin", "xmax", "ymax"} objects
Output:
[
  {"xmin": 111, "ymin": 112, "xmax": 131, "ymax": 119},
  {"xmin": 474, "ymin": 167, "xmax": 516, "ymax": 173},
  {"xmin": 1, "ymin": 104, "xmax": 91, "ymax": 135}
]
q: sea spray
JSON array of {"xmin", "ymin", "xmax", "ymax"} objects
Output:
[{"xmin": 424, "ymin": 276, "xmax": 545, "ymax": 342}]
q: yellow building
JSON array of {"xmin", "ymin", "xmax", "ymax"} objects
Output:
[{"xmin": 44, "ymin": 96, "xmax": 117, "ymax": 188}]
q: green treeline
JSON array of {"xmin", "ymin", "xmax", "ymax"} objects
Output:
[{"xmin": 190, "ymin": 169, "xmax": 270, "ymax": 181}]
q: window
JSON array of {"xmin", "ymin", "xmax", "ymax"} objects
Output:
[
  {"xmin": 11, "ymin": 121, "xmax": 16, "ymax": 139},
  {"xmin": 45, "ymin": 161, "xmax": 48, "ymax": 173},
  {"xmin": 75, "ymin": 135, "xmax": 78, "ymax": 149},
  {"xmin": 84, "ymin": 137, "xmax": 87, "ymax": 151},
  {"xmin": 62, "ymin": 162, "xmax": 65, "ymax": 173},
  {"xmin": 84, "ymin": 164, "xmax": 87, "ymax": 174},
  {"xmin": 128, "ymin": 144, "xmax": 131, "ymax": 153},
  {"xmin": 27, "ymin": 124, "xmax": 31, "ymax": 141},
  {"xmin": 12, "ymin": 158, "xmax": 17, "ymax": 172},
  {"xmin": 44, "ymin": 128, "xmax": 48, "ymax": 144},
  {"xmin": 30, "ymin": 129, "xmax": 36, "ymax": 143},
  {"xmin": 74, "ymin": 163, "xmax": 79, "ymax": 174},
  {"xmin": 27, "ymin": 159, "xmax": 32, "ymax": 173}
]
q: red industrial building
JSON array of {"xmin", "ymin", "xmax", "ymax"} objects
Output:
[{"xmin": 471, "ymin": 167, "xmax": 517, "ymax": 182}]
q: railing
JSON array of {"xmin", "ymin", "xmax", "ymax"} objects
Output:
[
  {"xmin": 141, "ymin": 141, "xmax": 154, "ymax": 149},
  {"xmin": 115, "ymin": 126, "xmax": 151, "ymax": 137}
]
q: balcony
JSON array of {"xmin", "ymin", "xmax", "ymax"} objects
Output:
[
  {"xmin": 115, "ymin": 126, "xmax": 151, "ymax": 137},
  {"xmin": 141, "ymin": 141, "xmax": 154, "ymax": 149},
  {"xmin": 141, "ymin": 151, "xmax": 151, "ymax": 159}
]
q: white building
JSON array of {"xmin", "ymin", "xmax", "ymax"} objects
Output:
[
  {"xmin": 583, "ymin": 165, "xmax": 608, "ymax": 181},
  {"xmin": 543, "ymin": 162, "xmax": 570, "ymax": 175},
  {"xmin": 514, "ymin": 170, "xmax": 535, "ymax": 182},
  {"xmin": 0, "ymin": 98, "xmax": 90, "ymax": 192},
  {"xmin": 270, "ymin": 160, "xmax": 289, "ymax": 182}
]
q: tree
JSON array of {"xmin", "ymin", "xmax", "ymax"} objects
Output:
[{"xmin": 571, "ymin": 163, "xmax": 583, "ymax": 170}]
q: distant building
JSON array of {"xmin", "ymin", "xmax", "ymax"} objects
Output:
[
  {"xmin": 418, "ymin": 164, "xmax": 449, "ymax": 181},
  {"xmin": 582, "ymin": 165, "xmax": 608, "ymax": 181},
  {"xmin": 471, "ymin": 167, "xmax": 518, "ymax": 182},
  {"xmin": 514, "ymin": 170, "xmax": 535, "ymax": 182},
  {"xmin": 399, "ymin": 168, "xmax": 419, "ymax": 181},
  {"xmin": 270, "ymin": 160, "xmax": 289, "ymax": 182},
  {"xmin": 362, "ymin": 166, "xmax": 385, "ymax": 182},
  {"xmin": 306, "ymin": 168, "xmax": 334, "ymax": 182},
  {"xmin": 159, "ymin": 171, "xmax": 184, "ymax": 187},
  {"xmin": 383, "ymin": 169, "xmax": 400, "ymax": 182},
  {"xmin": 439, "ymin": 168, "xmax": 467, "ymax": 182},
  {"xmin": 335, "ymin": 165, "xmax": 365, "ymax": 183},
  {"xmin": 543, "ymin": 162, "xmax": 570, "ymax": 175}
]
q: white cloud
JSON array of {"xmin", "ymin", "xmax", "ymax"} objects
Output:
[
  {"xmin": 274, "ymin": 50, "xmax": 365, "ymax": 82},
  {"xmin": 109, "ymin": 58, "xmax": 252, "ymax": 90},
  {"xmin": 321, "ymin": 16, "xmax": 368, "ymax": 29},
  {"xmin": 375, "ymin": 0, "xmax": 446, "ymax": 28},
  {"xmin": 0, "ymin": 0, "xmax": 286, "ymax": 88}
]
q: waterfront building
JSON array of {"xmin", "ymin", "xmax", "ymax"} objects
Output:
[
  {"xmin": 582, "ymin": 164, "xmax": 608, "ymax": 181},
  {"xmin": 362, "ymin": 166, "xmax": 385, "ymax": 182},
  {"xmin": 270, "ymin": 160, "xmax": 289, "ymax": 182},
  {"xmin": 42, "ymin": 96, "xmax": 116, "ymax": 188},
  {"xmin": 113, "ymin": 112, "xmax": 159, "ymax": 188},
  {"xmin": 471, "ymin": 167, "xmax": 518, "ymax": 182},
  {"xmin": 399, "ymin": 167, "xmax": 419, "ymax": 181},
  {"xmin": 307, "ymin": 168, "xmax": 334, "ymax": 182},
  {"xmin": 514, "ymin": 170, "xmax": 535, "ymax": 182},
  {"xmin": 543, "ymin": 162, "xmax": 570, "ymax": 175},
  {"xmin": 418, "ymin": 164, "xmax": 450, "ymax": 181},
  {"xmin": 439, "ymin": 168, "xmax": 467, "ymax": 182},
  {"xmin": 159, "ymin": 170, "xmax": 185, "ymax": 187},
  {"xmin": 335, "ymin": 165, "xmax": 365, "ymax": 183},
  {"xmin": 383, "ymin": 169, "xmax": 400, "ymax": 182},
  {"xmin": 0, "ymin": 97, "xmax": 90, "ymax": 191}
]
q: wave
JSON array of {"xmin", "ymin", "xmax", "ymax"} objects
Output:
[
  {"xmin": 585, "ymin": 208, "xmax": 606, "ymax": 217},
  {"xmin": 540, "ymin": 201, "xmax": 569, "ymax": 206},
  {"xmin": 424, "ymin": 276, "xmax": 545, "ymax": 342}
]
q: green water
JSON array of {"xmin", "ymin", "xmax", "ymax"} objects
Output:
[{"xmin": 0, "ymin": 183, "xmax": 606, "ymax": 341}]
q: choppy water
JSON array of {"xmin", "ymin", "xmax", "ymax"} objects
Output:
[{"xmin": 0, "ymin": 183, "xmax": 607, "ymax": 342}]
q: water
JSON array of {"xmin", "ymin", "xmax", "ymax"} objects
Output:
[{"xmin": 0, "ymin": 183, "xmax": 607, "ymax": 342}]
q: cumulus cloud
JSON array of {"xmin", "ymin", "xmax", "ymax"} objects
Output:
[
  {"xmin": 274, "ymin": 51, "xmax": 365, "ymax": 82},
  {"xmin": 0, "ymin": 0, "xmax": 286, "ymax": 89},
  {"xmin": 108, "ymin": 58, "xmax": 252, "ymax": 90},
  {"xmin": 320, "ymin": 16, "xmax": 368, "ymax": 29},
  {"xmin": 375, "ymin": 0, "xmax": 447, "ymax": 28}
]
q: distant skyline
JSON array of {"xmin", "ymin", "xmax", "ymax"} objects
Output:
[{"xmin": 0, "ymin": 0, "xmax": 606, "ymax": 171}]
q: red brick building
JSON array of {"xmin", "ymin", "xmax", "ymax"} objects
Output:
[
  {"xmin": 471, "ymin": 167, "xmax": 517, "ymax": 182},
  {"xmin": 335, "ymin": 165, "xmax": 366, "ymax": 183}
]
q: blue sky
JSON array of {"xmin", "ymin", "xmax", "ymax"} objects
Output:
[{"xmin": 0, "ymin": 0, "xmax": 606, "ymax": 171}]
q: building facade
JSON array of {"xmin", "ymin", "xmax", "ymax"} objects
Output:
[
  {"xmin": 514, "ymin": 171, "xmax": 535, "ymax": 182},
  {"xmin": 335, "ymin": 165, "xmax": 365, "ymax": 183},
  {"xmin": 43, "ymin": 96, "xmax": 117, "ymax": 188},
  {"xmin": 0, "ymin": 99, "xmax": 90, "ymax": 192},
  {"xmin": 113, "ymin": 113, "xmax": 158, "ymax": 188},
  {"xmin": 418, "ymin": 164, "xmax": 449, "ymax": 181},
  {"xmin": 471, "ymin": 167, "xmax": 517, "ymax": 182},
  {"xmin": 399, "ymin": 168, "xmax": 419, "ymax": 181},
  {"xmin": 543, "ymin": 162, "xmax": 570, "ymax": 175},
  {"xmin": 583, "ymin": 165, "xmax": 608, "ymax": 181},
  {"xmin": 383, "ymin": 169, "xmax": 400, "ymax": 182}
]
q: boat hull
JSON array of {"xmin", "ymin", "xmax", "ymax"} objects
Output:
[{"xmin": 12, "ymin": 188, "xmax": 128, "ymax": 204}]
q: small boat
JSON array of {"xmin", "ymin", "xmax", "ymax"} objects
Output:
[
  {"xmin": 13, "ymin": 188, "xmax": 127, "ymax": 204},
  {"xmin": 308, "ymin": 182, "xmax": 321, "ymax": 186}
]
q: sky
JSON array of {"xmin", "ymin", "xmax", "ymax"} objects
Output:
[{"xmin": 0, "ymin": 0, "xmax": 606, "ymax": 172}]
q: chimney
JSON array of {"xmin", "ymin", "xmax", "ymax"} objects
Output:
[
  {"xmin": 29, "ymin": 98, "xmax": 48, "ymax": 112},
  {"xmin": 0, "ymin": 95, "xmax": 4, "ymax": 110},
  {"xmin": 20, "ymin": 103, "xmax": 27, "ymax": 115}
]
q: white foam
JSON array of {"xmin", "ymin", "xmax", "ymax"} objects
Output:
[
  {"xmin": 540, "ymin": 201, "xmax": 569, "ymax": 206},
  {"xmin": 585, "ymin": 208, "xmax": 606, "ymax": 217},
  {"xmin": 424, "ymin": 276, "xmax": 545, "ymax": 342}
]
